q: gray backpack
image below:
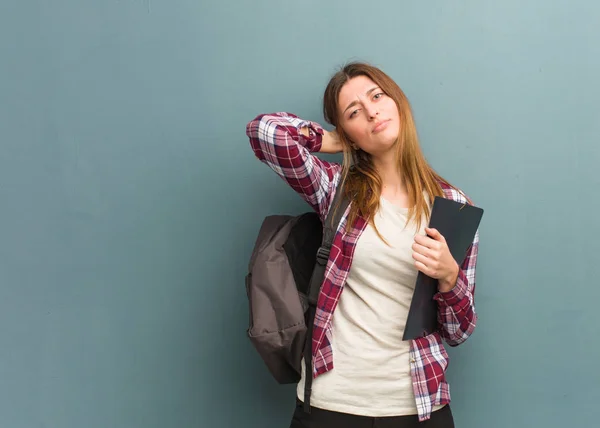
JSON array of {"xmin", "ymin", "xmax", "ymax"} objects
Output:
[{"xmin": 245, "ymin": 181, "xmax": 349, "ymax": 411}]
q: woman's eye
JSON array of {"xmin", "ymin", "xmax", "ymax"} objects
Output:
[
  {"xmin": 374, "ymin": 92, "xmax": 384, "ymax": 100},
  {"xmin": 349, "ymin": 109, "xmax": 359, "ymax": 118}
]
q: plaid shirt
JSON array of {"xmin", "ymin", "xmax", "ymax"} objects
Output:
[{"xmin": 246, "ymin": 112, "xmax": 479, "ymax": 422}]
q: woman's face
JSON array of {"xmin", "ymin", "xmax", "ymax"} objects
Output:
[{"xmin": 337, "ymin": 75, "xmax": 400, "ymax": 157}]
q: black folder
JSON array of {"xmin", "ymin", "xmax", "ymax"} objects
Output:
[{"xmin": 402, "ymin": 196, "xmax": 484, "ymax": 341}]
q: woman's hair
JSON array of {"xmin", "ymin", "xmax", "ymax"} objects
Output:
[{"xmin": 323, "ymin": 61, "xmax": 457, "ymax": 235}]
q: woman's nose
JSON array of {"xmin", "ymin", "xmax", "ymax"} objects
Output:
[{"xmin": 365, "ymin": 103, "xmax": 379, "ymax": 119}]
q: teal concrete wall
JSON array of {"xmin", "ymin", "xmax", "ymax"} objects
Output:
[{"xmin": 1, "ymin": 1, "xmax": 598, "ymax": 427}]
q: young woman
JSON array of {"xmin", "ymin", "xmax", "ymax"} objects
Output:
[{"xmin": 246, "ymin": 62, "xmax": 479, "ymax": 428}]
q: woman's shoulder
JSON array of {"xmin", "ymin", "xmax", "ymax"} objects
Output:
[{"xmin": 437, "ymin": 180, "xmax": 473, "ymax": 205}]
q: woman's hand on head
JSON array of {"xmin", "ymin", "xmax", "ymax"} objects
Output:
[
  {"xmin": 319, "ymin": 129, "xmax": 343, "ymax": 154},
  {"xmin": 299, "ymin": 126, "xmax": 342, "ymax": 154}
]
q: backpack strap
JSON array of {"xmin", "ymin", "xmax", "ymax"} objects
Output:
[
  {"xmin": 303, "ymin": 177, "xmax": 350, "ymax": 412},
  {"xmin": 308, "ymin": 178, "xmax": 350, "ymax": 306}
]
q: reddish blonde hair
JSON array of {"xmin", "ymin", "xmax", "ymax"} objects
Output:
[{"xmin": 323, "ymin": 62, "xmax": 456, "ymax": 233}]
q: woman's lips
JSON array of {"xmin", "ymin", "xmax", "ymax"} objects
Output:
[{"xmin": 372, "ymin": 119, "xmax": 391, "ymax": 133}]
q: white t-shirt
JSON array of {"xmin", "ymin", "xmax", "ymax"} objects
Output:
[{"xmin": 297, "ymin": 196, "xmax": 444, "ymax": 416}]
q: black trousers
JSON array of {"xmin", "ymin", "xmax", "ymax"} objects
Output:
[{"xmin": 289, "ymin": 400, "xmax": 455, "ymax": 428}]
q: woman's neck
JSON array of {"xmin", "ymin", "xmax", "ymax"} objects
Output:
[{"xmin": 373, "ymin": 154, "xmax": 409, "ymax": 206}]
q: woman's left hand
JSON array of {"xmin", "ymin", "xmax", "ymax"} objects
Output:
[{"xmin": 412, "ymin": 227, "xmax": 459, "ymax": 293}]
